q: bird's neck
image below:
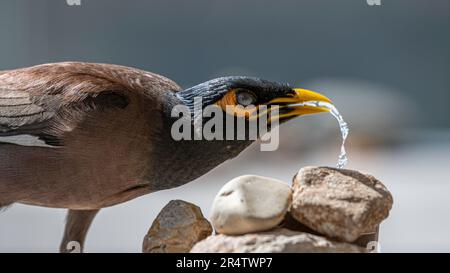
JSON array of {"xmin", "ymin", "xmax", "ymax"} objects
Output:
[{"xmin": 143, "ymin": 92, "xmax": 253, "ymax": 190}]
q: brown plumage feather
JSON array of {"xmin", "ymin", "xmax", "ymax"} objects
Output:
[
  {"xmin": 0, "ymin": 62, "xmax": 181, "ymax": 209},
  {"xmin": 0, "ymin": 62, "xmax": 180, "ymax": 141}
]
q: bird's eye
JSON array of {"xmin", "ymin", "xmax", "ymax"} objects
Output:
[{"xmin": 235, "ymin": 89, "xmax": 257, "ymax": 106}]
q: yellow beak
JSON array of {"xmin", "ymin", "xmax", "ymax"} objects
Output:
[{"xmin": 268, "ymin": 88, "xmax": 332, "ymax": 120}]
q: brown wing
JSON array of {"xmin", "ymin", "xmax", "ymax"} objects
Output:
[
  {"xmin": 0, "ymin": 89, "xmax": 54, "ymax": 133},
  {"xmin": 0, "ymin": 62, "xmax": 180, "ymax": 146}
]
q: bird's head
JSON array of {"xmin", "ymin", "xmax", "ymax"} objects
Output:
[
  {"xmin": 155, "ymin": 76, "xmax": 334, "ymax": 187},
  {"xmin": 175, "ymin": 76, "xmax": 332, "ymax": 125}
]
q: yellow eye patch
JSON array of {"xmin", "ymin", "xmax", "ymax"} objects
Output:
[{"xmin": 216, "ymin": 90, "xmax": 257, "ymax": 118}]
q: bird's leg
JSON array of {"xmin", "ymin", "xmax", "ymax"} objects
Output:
[{"xmin": 60, "ymin": 209, "xmax": 100, "ymax": 253}]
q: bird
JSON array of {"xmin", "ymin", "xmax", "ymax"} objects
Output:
[{"xmin": 0, "ymin": 62, "xmax": 331, "ymax": 252}]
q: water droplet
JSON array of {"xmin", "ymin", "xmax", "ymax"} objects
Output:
[{"xmin": 302, "ymin": 101, "xmax": 349, "ymax": 169}]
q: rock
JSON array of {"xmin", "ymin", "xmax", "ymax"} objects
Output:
[
  {"xmin": 190, "ymin": 228, "xmax": 366, "ymax": 253},
  {"xmin": 210, "ymin": 175, "xmax": 292, "ymax": 235},
  {"xmin": 142, "ymin": 200, "xmax": 213, "ymax": 253},
  {"xmin": 282, "ymin": 212, "xmax": 380, "ymax": 250},
  {"xmin": 281, "ymin": 212, "xmax": 322, "ymax": 236},
  {"xmin": 291, "ymin": 166, "xmax": 393, "ymax": 242}
]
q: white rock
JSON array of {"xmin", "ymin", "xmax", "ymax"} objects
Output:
[{"xmin": 211, "ymin": 175, "xmax": 292, "ymax": 235}]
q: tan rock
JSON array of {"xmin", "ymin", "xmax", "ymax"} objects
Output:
[
  {"xmin": 282, "ymin": 211, "xmax": 379, "ymax": 249},
  {"xmin": 291, "ymin": 166, "xmax": 393, "ymax": 242},
  {"xmin": 190, "ymin": 228, "xmax": 366, "ymax": 253},
  {"xmin": 142, "ymin": 200, "xmax": 212, "ymax": 253},
  {"xmin": 210, "ymin": 175, "xmax": 292, "ymax": 235},
  {"xmin": 281, "ymin": 211, "xmax": 322, "ymax": 236}
]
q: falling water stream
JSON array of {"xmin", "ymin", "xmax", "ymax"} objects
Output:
[{"xmin": 302, "ymin": 101, "xmax": 349, "ymax": 169}]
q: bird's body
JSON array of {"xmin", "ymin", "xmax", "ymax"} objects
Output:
[
  {"xmin": 0, "ymin": 62, "xmax": 172, "ymax": 209},
  {"xmin": 0, "ymin": 62, "xmax": 331, "ymax": 252},
  {"xmin": 0, "ymin": 62, "xmax": 253, "ymax": 209}
]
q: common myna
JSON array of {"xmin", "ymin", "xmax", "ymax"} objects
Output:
[{"xmin": 0, "ymin": 62, "xmax": 331, "ymax": 252}]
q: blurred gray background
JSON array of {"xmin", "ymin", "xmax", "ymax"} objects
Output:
[{"xmin": 1, "ymin": 0, "xmax": 450, "ymax": 252}]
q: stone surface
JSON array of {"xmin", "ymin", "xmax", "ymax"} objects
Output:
[
  {"xmin": 291, "ymin": 166, "xmax": 393, "ymax": 242},
  {"xmin": 190, "ymin": 228, "xmax": 366, "ymax": 253},
  {"xmin": 142, "ymin": 200, "xmax": 213, "ymax": 253},
  {"xmin": 210, "ymin": 175, "xmax": 292, "ymax": 235},
  {"xmin": 282, "ymin": 212, "xmax": 380, "ymax": 250},
  {"xmin": 281, "ymin": 211, "xmax": 322, "ymax": 236}
]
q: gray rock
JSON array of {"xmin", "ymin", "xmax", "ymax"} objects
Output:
[
  {"xmin": 210, "ymin": 175, "xmax": 292, "ymax": 235},
  {"xmin": 291, "ymin": 166, "xmax": 393, "ymax": 242},
  {"xmin": 190, "ymin": 228, "xmax": 366, "ymax": 253},
  {"xmin": 142, "ymin": 200, "xmax": 213, "ymax": 253}
]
